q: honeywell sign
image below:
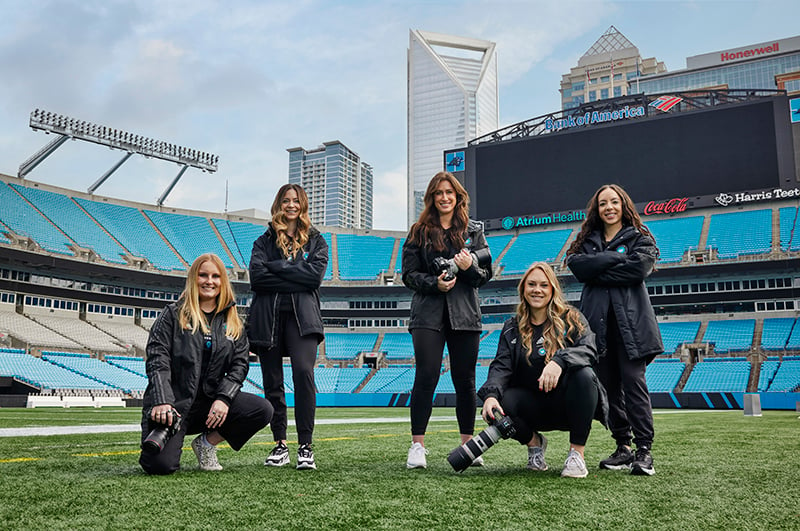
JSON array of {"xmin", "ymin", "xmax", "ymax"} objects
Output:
[{"xmin": 687, "ymin": 36, "xmax": 800, "ymax": 69}]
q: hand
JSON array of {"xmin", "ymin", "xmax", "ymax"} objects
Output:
[
  {"xmin": 538, "ymin": 361, "xmax": 563, "ymax": 393},
  {"xmin": 150, "ymin": 404, "xmax": 176, "ymax": 427},
  {"xmin": 437, "ymin": 271, "xmax": 456, "ymax": 293},
  {"xmin": 206, "ymin": 400, "xmax": 229, "ymax": 430},
  {"xmin": 453, "ymin": 248, "xmax": 473, "ymax": 271},
  {"xmin": 481, "ymin": 397, "xmax": 504, "ymax": 423}
]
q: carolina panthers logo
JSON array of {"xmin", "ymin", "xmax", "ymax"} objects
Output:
[
  {"xmin": 715, "ymin": 193, "xmax": 734, "ymax": 207},
  {"xmin": 502, "ymin": 217, "xmax": 515, "ymax": 230},
  {"xmin": 616, "ymin": 245, "xmax": 627, "ymax": 254},
  {"xmin": 537, "ymin": 347, "xmax": 546, "ymax": 357}
]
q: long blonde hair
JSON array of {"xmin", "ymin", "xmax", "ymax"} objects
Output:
[
  {"xmin": 270, "ymin": 183, "xmax": 312, "ymax": 259},
  {"xmin": 179, "ymin": 253, "xmax": 243, "ymax": 339},
  {"xmin": 516, "ymin": 262, "xmax": 585, "ymax": 364}
]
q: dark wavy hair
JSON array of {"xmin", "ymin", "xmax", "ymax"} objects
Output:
[
  {"xmin": 407, "ymin": 171, "xmax": 470, "ymax": 251},
  {"xmin": 566, "ymin": 184, "xmax": 657, "ymax": 257}
]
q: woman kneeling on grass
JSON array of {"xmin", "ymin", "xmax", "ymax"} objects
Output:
[
  {"xmin": 477, "ymin": 262, "xmax": 608, "ymax": 478},
  {"xmin": 139, "ymin": 254, "xmax": 273, "ymax": 475}
]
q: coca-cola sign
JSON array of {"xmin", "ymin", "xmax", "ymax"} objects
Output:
[{"xmin": 643, "ymin": 197, "xmax": 689, "ymax": 216}]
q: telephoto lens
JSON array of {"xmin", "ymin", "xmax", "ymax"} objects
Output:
[
  {"xmin": 141, "ymin": 409, "xmax": 182, "ymax": 455},
  {"xmin": 447, "ymin": 408, "xmax": 516, "ymax": 472}
]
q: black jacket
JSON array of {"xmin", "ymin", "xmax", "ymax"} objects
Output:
[
  {"xmin": 247, "ymin": 224, "xmax": 328, "ymax": 349},
  {"xmin": 401, "ymin": 219, "xmax": 492, "ymax": 332},
  {"xmin": 142, "ymin": 301, "xmax": 249, "ymax": 421},
  {"xmin": 478, "ymin": 314, "xmax": 608, "ymax": 425},
  {"xmin": 566, "ymin": 225, "xmax": 664, "ymax": 360}
]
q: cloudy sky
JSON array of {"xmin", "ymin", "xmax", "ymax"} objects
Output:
[{"xmin": 1, "ymin": 0, "xmax": 798, "ymax": 231}]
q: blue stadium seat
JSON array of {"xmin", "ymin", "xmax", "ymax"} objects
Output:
[
  {"xmin": 314, "ymin": 367, "xmax": 371, "ymax": 393},
  {"xmin": 645, "ymin": 358, "xmax": 684, "ymax": 392},
  {"xmin": 478, "ymin": 330, "xmax": 501, "ymax": 360},
  {"xmin": 768, "ymin": 358, "xmax": 800, "ymax": 391},
  {"xmin": 336, "ymin": 234, "xmax": 395, "ymax": 280},
  {"xmin": 381, "ymin": 333, "xmax": 414, "ymax": 360},
  {"xmin": 645, "ymin": 216, "xmax": 704, "ymax": 263},
  {"xmin": 0, "ymin": 182, "xmax": 75, "ymax": 255},
  {"xmin": 758, "ymin": 357, "xmax": 780, "ymax": 392},
  {"xmin": 779, "ymin": 207, "xmax": 800, "ymax": 252},
  {"xmin": 42, "ymin": 351, "xmax": 147, "ymax": 393},
  {"xmin": 0, "ymin": 351, "xmax": 108, "ymax": 390},
  {"xmin": 682, "ymin": 357, "xmax": 751, "ymax": 392},
  {"xmin": 75, "ymin": 198, "xmax": 185, "ymax": 270},
  {"xmin": 707, "ymin": 209, "xmax": 771, "ymax": 259},
  {"xmin": 485, "ymin": 234, "xmax": 512, "ymax": 263},
  {"xmin": 702, "ymin": 319, "xmax": 754, "ymax": 353},
  {"xmin": 324, "ymin": 333, "xmax": 378, "ymax": 360},
  {"xmin": 144, "ymin": 210, "xmax": 234, "ymax": 269},
  {"xmin": 359, "ymin": 366, "xmax": 414, "ymax": 393},
  {"xmin": 499, "ymin": 229, "xmax": 572, "ymax": 275},
  {"xmin": 658, "ymin": 321, "xmax": 701, "ymax": 355},
  {"xmin": 761, "ymin": 317, "xmax": 796, "ymax": 351}
]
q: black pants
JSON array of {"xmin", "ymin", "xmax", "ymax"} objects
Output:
[
  {"xmin": 139, "ymin": 391, "xmax": 272, "ymax": 475},
  {"xmin": 258, "ymin": 311, "xmax": 318, "ymax": 445},
  {"xmin": 502, "ymin": 366, "xmax": 598, "ymax": 447},
  {"xmin": 410, "ymin": 327, "xmax": 480, "ymax": 436},
  {"xmin": 598, "ymin": 315, "xmax": 655, "ymax": 449}
]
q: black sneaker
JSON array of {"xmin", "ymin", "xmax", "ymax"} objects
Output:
[
  {"xmin": 631, "ymin": 447, "xmax": 655, "ymax": 476},
  {"xmin": 264, "ymin": 442, "xmax": 289, "ymax": 467},
  {"xmin": 599, "ymin": 445, "xmax": 634, "ymax": 470},
  {"xmin": 297, "ymin": 443, "xmax": 317, "ymax": 470}
]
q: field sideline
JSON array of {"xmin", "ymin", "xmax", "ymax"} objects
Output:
[{"xmin": 0, "ymin": 407, "xmax": 797, "ymax": 530}]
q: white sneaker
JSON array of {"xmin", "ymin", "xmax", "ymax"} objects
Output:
[
  {"xmin": 191, "ymin": 435, "xmax": 223, "ymax": 471},
  {"xmin": 561, "ymin": 449, "xmax": 588, "ymax": 478},
  {"xmin": 296, "ymin": 443, "xmax": 317, "ymax": 470},
  {"xmin": 264, "ymin": 442, "xmax": 290, "ymax": 467},
  {"xmin": 406, "ymin": 442, "xmax": 428, "ymax": 469},
  {"xmin": 526, "ymin": 432, "xmax": 548, "ymax": 471}
]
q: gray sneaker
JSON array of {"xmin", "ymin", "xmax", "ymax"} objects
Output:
[
  {"xmin": 191, "ymin": 435, "xmax": 223, "ymax": 471},
  {"xmin": 561, "ymin": 449, "xmax": 588, "ymax": 478},
  {"xmin": 526, "ymin": 432, "xmax": 548, "ymax": 471}
]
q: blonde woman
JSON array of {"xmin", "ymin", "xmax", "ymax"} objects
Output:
[
  {"xmin": 478, "ymin": 262, "xmax": 607, "ymax": 478},
  {"xmin": 248, "ymin": 184, "xmax": 328, "ymax": 470},
  {"xmin": 140, "ymin": 254, "xmax": 273, "ymax": 475}
]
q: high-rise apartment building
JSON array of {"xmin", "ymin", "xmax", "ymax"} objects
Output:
[
  {"xmin": 287, "ymin": 141, "xmax": 373, "ymax": 229},
  {"xmin": 560, "ymin": 26, "xmax": 665, "ymax": 110},
  {"xmin": 407, "ymin": 29, "xmax": 498, "ymax": 226}
]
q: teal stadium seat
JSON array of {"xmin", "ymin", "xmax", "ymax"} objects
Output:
[
  {"xmin": 706, "ymin": 209, "xmax": 771, "ymax": 259},
  {"xmin": 682, "ymin": 357, "xmax": 751, "ymax": 392},
  {"xmin": 645, "ymin": 216, "xmax": 704, "ymax": 263},
  {"xmin": 144, "ymin": 210, "xmax": 235, "ymax": 269},
  {"xmin": 779, "ymin": 207, "xmax": 800, "ymax": 252},
  {"xmin": 499, "ymin": 229, "xmax": 572, "ymax": 275},
  {"xmin": 702, "ymin": 319, "xmax": 755, "ymax": 354},
  {"xmin": 0, "ymin": 182, "xmax": 75, "ymax": 255},
  {"xmin": 658, "ymin": 321, "xmax": 701, "ymax": 355},
  {"xmin": 336, "ymin": 234, "xmax": 395, "ymax": 280}
]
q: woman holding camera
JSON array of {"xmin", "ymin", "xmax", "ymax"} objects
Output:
[
  {"xmin": 565, "ymin": 184, "xmax": 662, "ymax": 476},
  {"xmin": 139, "ymin": 254, "xmax": 273, "ymax": 475},
  {"xmin": 248, "ymin": 184, "xmax": 328, "ymax": 470},
  {"xmin": 478, "ymin": 262, "xmax": 607, "ymax": 478},
  {"xmin": 401, "ymin": 171, "xmax": 492, "ymax": 469}
]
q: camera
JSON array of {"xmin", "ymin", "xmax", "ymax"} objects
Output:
[
  {"xmin": 447, "ymin": 407, "xmax": 515, "ymax": 472},
  {"xmin": 141, "ymin": 409, "xmax": 182, "ymax": 455},
  {"xmin": 433, "ymin": 247, "xmax": 492, "ymax": 281}
]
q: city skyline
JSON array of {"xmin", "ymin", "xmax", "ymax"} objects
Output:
[{"xmin": 0, "ymin": 1, "xmax": 798, "ymax": 231}]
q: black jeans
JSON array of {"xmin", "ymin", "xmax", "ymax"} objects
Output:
[
  {"xmin": 257, "ymin": 311, "xmax": 318, "ymax": 445},
  {"xmin": 139, "ymin": 391, "xmax": 272, "ymax": 475},
  {"xmin": 501, "ymin": 366, "xmax": 598, "ymax": 447},
  {"xmin": 410, "ymin": 327, "xmax": 480, "ymax": 436},
  {"xmin": 598, "ymin": 313, "xmax": 655, "ymax": 449}
]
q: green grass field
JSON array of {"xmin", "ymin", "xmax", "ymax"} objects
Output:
[{"xmin": 0, "ymin": 407, "xmax": 797, "ymax": 530}]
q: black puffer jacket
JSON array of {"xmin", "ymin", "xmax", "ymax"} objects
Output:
[
  {"xmin": 247, "ymin": 224, "xmax": 328, "ymax": 349},
  {"xmin": 566, "ymin": 226, "xmax": 663, "ymax": 360},
  {"xmin": 478, "ymin": 314, "xmax": 608, "ymax": 426},
  {"xmin": 401, "ymin": 219, "xmax": 492, "ymax": 332},
  {"xmin": 141, "ymin": 301, "xmax": 249, "ymax": 422}
]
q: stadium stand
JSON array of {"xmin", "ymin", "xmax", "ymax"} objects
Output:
[
  {"xmin": 757, "ymin": 357, "xmax": 781, "ymax": 392},
  {"xmin": 767, "ymin": 356, "xmax": 800, "ymax": 391},
  {"xmin": 645, "ymin": 358, "xmax": 685, "ymax": 392},
  {"xmin": 760, "ymin": 317, "xmax": 796, "ymax": 351},
  {"xmin": 380, "ymin": 333, "xmax": 414, "ymax": 360},
  {"xmin": 478, "ymin": 330, "xmax": 501, "ymax": 360},
  {"xmin": 324, "ymin": 333, "xmax": 378, "ymax": 360},
  {"xmin": 88, "ymin": 320, "xmax": 150, "ymax": 352},
  {"xmin": 336, "ymin": 234, "xmax": 395, "ymax": 280},
  {"xmin": 315, "ymin": 367, "xmax": 371, "ymax": 393},
  {"xmin": 682, "ymin": 357, "xmax": 751, "ymax": 392},
  {"xmin": 29, "ymin": 315, "xmax": 128, "ymax": 353},
  {"xmin": 701, "ymin": 319, "xmax": 755, "ymax": 354},
  {"xmin": 74, "ymin": 197, "xmax": 186, "ymax": 270},
  {"xmin": 778, "ymin": 206, "xmax": 800, "ymax": 252},
  {"xmin": 0, "ymin": 351, "xmax": 109, "ymax": 390},
  {"xmin": 211, "ymin": 218, "xmax": 265, "ymax": 268},
  {"xmin": 144, "ymin": 210, "xmax": 236, "ymax": 269},
  {"xmin": 359, "ymin": 366, "xmax": 414, "ymax": 393},
  {"xmin": 11, "ymin": 184, "xmax": 128, "ymax": 264},
  {"xmin": 645, "ymin": 216, "xmax": 704, "ymax": 263},
  {"xmin": 658, "ymin": 321, "xmax": 701, "ymax": 355},
  {"xmin": 498, "ymin": 229, "xmax": 572, "ymax": 275},
  {"xmin": 42, "ymin": 351, "xmax": 147, "ymax": 393},
  {"xmin": 0, "ymin": 311, "xmax": 82, "ymax": 350},
  {"xmin": 485, "ymin": 234, "xmax": 512, "ymax": 264},
  {"xmin": 105, "ymin": 355, "xmax": 146, "ymax": 377},
  {"xmin": 706, "ymin": 209, "xmax": 772, "ymax": 259},
  {"xmin": 0, "ymin": 181, "xmax": 75, "ymax": 255}
]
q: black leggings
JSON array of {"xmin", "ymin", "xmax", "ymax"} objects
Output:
[
  {"xmin": 258, "ymin": 311, "xmax": 318, "ymax": 445},
  {"xmin": 410, "ymin": 327, "xmax": 480, "ymax": 436},
  {"xmin": 501, "ymin": 366, "xmax": 598, "ymax": 447}
]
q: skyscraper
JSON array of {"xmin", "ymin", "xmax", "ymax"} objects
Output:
[
  {"xmin": 287, "ymin": 141, "xmax": 373, "ymax": 229},
  {"xmin": 407, "ymin": 30, "xmax": 498, "ymax": 226},
  {"xmin": 560, "ymin": 26, "xmax": 665, "ymax": 110}
]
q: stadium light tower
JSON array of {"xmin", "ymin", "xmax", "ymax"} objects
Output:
[{"xmin": 19, "ymin": 109, "xmax": 219, "ymax": 205}]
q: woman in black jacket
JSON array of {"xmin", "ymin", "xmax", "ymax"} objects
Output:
[
  {"xmin": 478, "ymin": 262, "xmax": 606, "ymax": 478},
  {"xmin": 139, "ymin": 253, "xmax": 273, "ymax": 475},
  {"xmin": 565, "ymin": 184, "xmax": 663, "ymax": 476},
  {"xmin": 401, "ymin": 171, "xmax": 492, "ymax": 469},
  {"xmin": 248, "ymin": 184, "xmax": 328, "ymax": 471}
]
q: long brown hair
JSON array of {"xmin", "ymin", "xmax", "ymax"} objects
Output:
[
  {"xmin": 566, "ymin": 183, "xmax": 657, "ymax": 257},
  {"xmin": 516, "ymin": 262, "xmax": 585, "ymax": 364},
  {"xmin": 179, "ymin": 253, "xmax": 243, "ymax": 339},
  {"xmin": 270, "ymin": 183, "xmax": 312, "ymax": 259},
  {"xmin": 407, "ymin": 171, "xmax": 470, "ymax": 251}
]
